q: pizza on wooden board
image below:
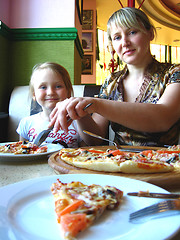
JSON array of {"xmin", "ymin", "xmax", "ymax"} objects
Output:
[
  {"xmin": 51, "ymin": 179, "xmax": 123, "ymax": 240},
  {"xmin": 0, "ymin": 141, "xmax": 48, "ymax": 154},
  {"xmin": 59, "ymin": 145, "xmax": 180, "ymax": 173}
]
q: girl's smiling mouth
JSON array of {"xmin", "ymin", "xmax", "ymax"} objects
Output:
[{"xmin": 45, "ymin": 98, "xmax": 59, "ymax": 101}]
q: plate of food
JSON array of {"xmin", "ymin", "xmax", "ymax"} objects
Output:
[
  {"xmin": 54, "ymin": 145, "xmax": 180, "ymax": 173},
  {"xmin": 0, "ymin": 141, "xmax": 63, "ymax": 161},
  {"xmin": 0, "ymin": 174, "xmax": 179, "ymax": 240}
]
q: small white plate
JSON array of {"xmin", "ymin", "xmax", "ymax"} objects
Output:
[
  {"xmin": 0, "ymin": 174, "xmax": 179, "ymax": 240},
  {"xmin": 0, "ymin": 142, "xmax": 63, "ymax": 161}
]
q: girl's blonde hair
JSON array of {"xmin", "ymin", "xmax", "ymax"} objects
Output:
[
  {"xmin": 107, "ymin": 7, "xmax": 156, "ymax": 52},
  {"xmin": 29, "ymin": 62, "xmax": 73, "ymax": 98}
]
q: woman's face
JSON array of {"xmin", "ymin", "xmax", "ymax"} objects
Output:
[
  {"xmin": 32, "ymin": 69, "xmax": 69, "ymax": 111},
  {"xmin": 110, "ymin": 24, "xmax": 153, "ymax": 66}
]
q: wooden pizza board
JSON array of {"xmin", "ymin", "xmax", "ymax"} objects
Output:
[{"xmin": 48, "ymin": 146, "xmax": 180, "ymax": 191}]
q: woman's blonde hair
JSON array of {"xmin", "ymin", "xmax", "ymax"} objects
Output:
[
  {"xmin": 107, "ymin": 7, "xmax": 156, "ymax": 51},
  {"xmin": 29, "ymin": 62, "xmax": 73, "ymax": 98}
]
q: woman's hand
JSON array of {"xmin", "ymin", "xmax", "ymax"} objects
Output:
[{"xmin": 49, "ymin": 97, "xmax": 94, "ymax": 133}]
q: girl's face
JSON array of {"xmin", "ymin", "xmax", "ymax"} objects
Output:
[
  {"xmin": 32, "ymin": 69, "xmax": 69, "ymax": 112},
  {"xmin": 110, "ymin": 24, "xmax": 153, "ymax": 66}
]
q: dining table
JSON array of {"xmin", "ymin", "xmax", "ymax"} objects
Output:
[{"xmin": 0, "ymin": 148, "xmax": 180, "ymax": 240}]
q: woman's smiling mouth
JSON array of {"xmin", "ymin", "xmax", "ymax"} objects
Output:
[{"xmin": 123, "ymin": 49, "xmax": 135, "ymax": 55}]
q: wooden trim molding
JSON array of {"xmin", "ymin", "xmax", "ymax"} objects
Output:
[
  {"xmin": 0, "ymin": 21, "xmax": 11, "ymax": 39},
  {"xmin": 0, "ymin": 21, "xmax": 83, "ymax": 57},
  {"xmin": 11, "ymin": 28, "xmax": 78, "ymax": 40}
]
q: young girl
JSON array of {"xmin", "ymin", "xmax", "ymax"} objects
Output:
[
  {"xmin": 49, "ymin": 8, "xmax": 180, "ymax": 147},
  {"xmin": 17, "ymin": 62, "xmax": 84, "ymax": 148}
]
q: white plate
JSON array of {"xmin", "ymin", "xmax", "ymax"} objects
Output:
[
  {"xmin": 0, "ymin": 174, "xmax": 179, "ymax": 240},
  {"xmin": 0, "ymin": 142, "xmax": 63, "ymax": 161}
]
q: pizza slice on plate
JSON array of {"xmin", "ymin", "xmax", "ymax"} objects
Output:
[{"xmin": 51, "ymin": 179, "xmax": 123, "ymax": 240}]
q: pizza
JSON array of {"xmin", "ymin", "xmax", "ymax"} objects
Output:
[
  {"xmin": 59, "ymin": 148, "xmax": 128, "ymax": 172},
  {"xmin": 51, "ymin": 179, "xmax": 123, "ymax": 240},
  {"xmin": 0, "ymin": 141, "xmax": 48, "ymax": 154},
  {"xmin": 59, "ymin": 145, "xmax": 180, "ymax": 173}
]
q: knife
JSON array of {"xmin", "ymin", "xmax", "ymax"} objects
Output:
[{"xmin": 127, "ymin": 191, "xmax": 180, "ymax": 199}]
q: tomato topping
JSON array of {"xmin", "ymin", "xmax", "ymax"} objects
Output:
[
  {"xmin": 58, "ymin": 199, "xmax": 85, "ymax": 218},
  {"xmin": 156, "ymin": 150, "xmax": 180, "ymax": 154},
  {"xmin": 140, "ymin": 150, "xmax": 153, "ymax": 158},
  {"xmin": 108, "ymin": 149, "xmax": 126, "ymax": 156},
  {"xmin": 61, "ymin": 213, "xmax": 88, "ymax": 237}
]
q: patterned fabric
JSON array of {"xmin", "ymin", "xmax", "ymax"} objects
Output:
[{"xmin": 98, "ymin": 58, "xmax": 180, "ymax": 146}]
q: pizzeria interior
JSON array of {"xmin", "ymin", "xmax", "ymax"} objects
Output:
[{"xmin": 0, "ymin": 0, "xmax": 180, "ymax": 239}]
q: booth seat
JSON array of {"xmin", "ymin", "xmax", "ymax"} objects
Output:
[{"xmin": 7, "ymin": 85, "xmax": 102, "ymax": 142}]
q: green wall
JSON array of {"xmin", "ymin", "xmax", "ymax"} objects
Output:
[
  {"xmin": 0, "ymin": 22, "xmax": 83, "ymax": 112},
  {"xmin": 10, "ymin": 40, "xmax": 75, "ymax": 86}
]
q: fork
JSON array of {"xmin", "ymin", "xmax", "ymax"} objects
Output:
[
  {"xmin": 82, "ymin": 130, "xmax": 155, "ymax": 152},
  {"xmin": 129, "ymin": 199, "xmax": 180, "ymax": 223},
  {"xmin": 83, "ymin": 130, "xmax": 118, "ymax": 148}
]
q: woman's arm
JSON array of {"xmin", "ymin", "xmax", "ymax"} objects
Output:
[
  {"xmin": 91, "ymin": 83, "xmax": 180, "ymax": 132},
  {"xmin": 49, "ymin": 83, "xmax": 180, "ymax": 141}
]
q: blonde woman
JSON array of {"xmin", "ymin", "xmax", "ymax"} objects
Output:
[{"xmin": 50, "ymin": 8, "xmax": 180, "ymax": 147}]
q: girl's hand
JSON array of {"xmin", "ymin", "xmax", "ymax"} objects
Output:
[{"xmin": 49, "ymin": 97, "xmax": 94, "ymax": 133}]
